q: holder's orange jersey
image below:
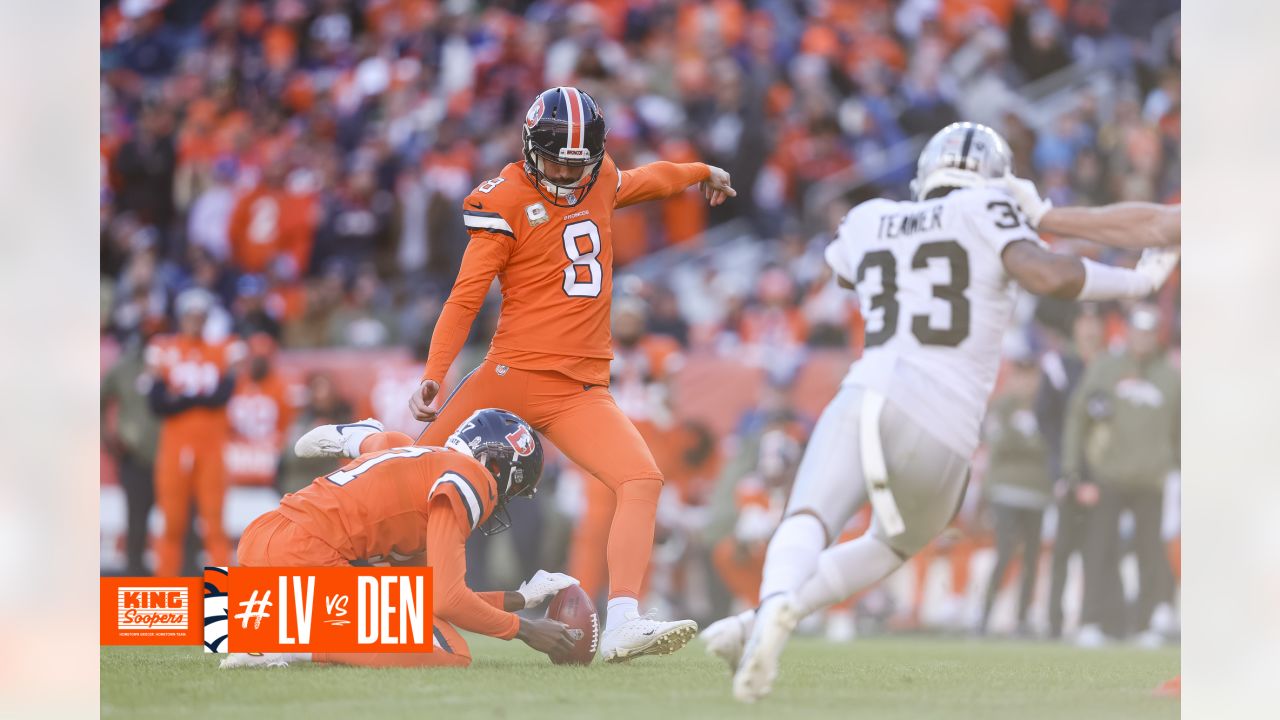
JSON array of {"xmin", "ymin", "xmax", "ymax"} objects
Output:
[
  {"xmin": 275, "ymin": 445, "xmax": 519, "ymax": 639},
  {"xmin": 423, "ymin": 156, "xmax": 710, "ymax": 388},
  {"xmin": 277, "ymin": 445, "xmax": 496, "ymax": 564}
]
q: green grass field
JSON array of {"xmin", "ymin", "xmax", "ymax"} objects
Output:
[{"xmin": 102, "ymin": 636, "xmax": 1178, "ymax": 720}]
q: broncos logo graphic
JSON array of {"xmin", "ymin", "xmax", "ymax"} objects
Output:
[{"xmin": 505, "ymin": 425, "xmax": 535, "ymax": 457}]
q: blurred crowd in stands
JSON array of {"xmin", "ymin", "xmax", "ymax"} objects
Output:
[{"xmin": 101, "ymin": 0, "xmax": 1181, "ymax": 643}]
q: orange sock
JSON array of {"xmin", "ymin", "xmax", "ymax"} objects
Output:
[
  {"xmin": 359, "ymin": 431, "xmax": 415, "ymax": 453},
  {"xmin": 312, "ymin": 651, "xmax": 470, "ymax": 668},
  {"xmin": 606, "ymin": 478, "xmax": 661, "ymax": 600}
]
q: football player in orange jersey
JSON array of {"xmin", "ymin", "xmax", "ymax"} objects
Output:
[
  {"xmin": 221, "ymin": 409, "xmax": 580, "ymax": 669},
  {"xmin": 223, "ymin": 333, "xmax": 296, "ymax": 487},
  {"xmin": 227, "ymin": 155, "xmax": 314, "ymax": 277},
  {"xmin": 389, "ymin": 86, "xmax": 735, "ymax": 661},
  {"xmin": 146, "ymin": 288, "xmax": 243, "ymax": 576}
]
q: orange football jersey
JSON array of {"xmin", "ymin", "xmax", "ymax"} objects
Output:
[
  {"xmin": 146, "ymin": 335, "xmax": 241, "ymax": 441},
  {"xmin": 423, "ymin": 156, "xmax": 710, "ymax": 388},
  {"xmin": 225, "ymin": 372, "xmax": 296, "ymax": 485},
  {"xmin": 228, "ymin": 187, "xmax": 314, "ymax": 275},
  {"xmin": 276, "ymin": 446, "xmax": 497, "ymax": 564}
]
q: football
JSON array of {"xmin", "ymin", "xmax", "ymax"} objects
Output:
[{"xmin": 544, "ymin": 584, "xmax": 598, "ymax": 666}]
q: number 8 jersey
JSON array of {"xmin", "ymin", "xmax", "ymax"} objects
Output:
[
  {"xmin": 423, "ymin": 154, "xmax": 710, "ymax": 388},
  {"xmin": 825, "ymin": 187, "xmax": 1046, "ymax": 457}
]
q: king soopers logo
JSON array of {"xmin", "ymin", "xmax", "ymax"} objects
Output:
[{"xmin": 118, "ymin": 587, "xmax": 189, "ymax": 630}]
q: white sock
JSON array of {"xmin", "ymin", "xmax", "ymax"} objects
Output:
[
  {"xmin": 341, "ymin": 426, "xmax": 378, "ymax": 458},
  {"xmin": 793, "ymin": 535, "xmax": 903, "ymax": 617},
  {"xmin": 605, "ymin": 597, "xmax": 639, "ymax": 634},
  {"xmin": 758, "ymin": 514, "xmax": 827, "ymax": 602}
]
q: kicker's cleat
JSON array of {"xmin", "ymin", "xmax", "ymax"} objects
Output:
[
  {"xmin": 733, "ymin": 593, "xmax": 801, "ymax": 703},
  {"xmin": 294, "ymin": 418, "xmax": 384, "ymax": 459},
  {"xmin": 701, "ymin": 611, "xmax": 754, "ymax": 671},
  {"xmin": 599, "ymin": 610, "xmax": 698, "ymax": 663},
  {"xmin": 218, "ymin": 652, "xmax": 296, "ymax": 669}
]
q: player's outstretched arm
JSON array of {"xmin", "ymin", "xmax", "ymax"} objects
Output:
[
  {"xmin": 999, "ymin": 173, "xmax": 1180, "ymax": 248},
  {"xmin": 1040, "ymin": 203, "xmax": 1180, "ymax": 248},
  {"xmin": 425, "ymin": 501, "xmax": 524, "ymax": 639},
  {"xmin": 410, "ymin": 233, "xmax": 511, "ymax": 422},
  {"xmin": 1002, "ymin": 240, "xmax": 1179, "ymax": 300},
  {"xmin": 616, "ymin": 162, "xmax": 735, "ymax": 208}
]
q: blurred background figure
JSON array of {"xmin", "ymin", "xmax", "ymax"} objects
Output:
[
  {"xmin": 145, "ymin": 288, "xmax": 241, "ymax": 576},
  {"xmin": 712, "ymin": 422, "xmax": 803, "ymax": 610},
  {"xmin": 101, "ymin": 323, "xmax": 162, "ymax": 575},
  {"xmin": 1036, "ymin": 301, "xmax": 1105, "ymax": 639},
  {"xmin": 977, "ymin": 354, "xmax": 1051, "ymax": 637},
  {"xmin": 1066, "ymin": 305, "xmax": 1180, "ymax": 647},
  {"xmin": 224, "ymin": 333, "xmax": 296, "ymax": 489}
]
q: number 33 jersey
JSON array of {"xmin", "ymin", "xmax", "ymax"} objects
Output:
[
  {"xmin": 825, "ymin": 187, "xmax": 1045, "ymax": 457},
  {"xmin": 423, "ymin": 155, "xmax": 709, "ymax": 388}
]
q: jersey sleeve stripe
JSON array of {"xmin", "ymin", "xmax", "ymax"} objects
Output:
[
  {"xmin": 430, "ymin": 472, "xmax": 482, "ymax": 530},
  {"xmin": 462, "ymin": 212, "xmax": 514, "ymax": 236}
]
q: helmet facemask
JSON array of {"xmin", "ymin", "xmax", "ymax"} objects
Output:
[
  {"xmin": 475, "ymin": 449, "xmax": 540, "ymax": 536},
  {"xmin": 525, "ymin": 149, "xmax": 602, "ymax": 206}
]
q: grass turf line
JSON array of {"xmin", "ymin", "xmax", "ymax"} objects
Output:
[{"xmin": 102, "ymin": 636, "xmax": 1178, "ymax": 720}]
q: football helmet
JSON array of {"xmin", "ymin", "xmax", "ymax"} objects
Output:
[
  {"xmin": 445, "ymin": 408, "xmax": 544, "ymax": 535},
  {"xmin": 911, "ymin": 122, "xmax": 1012, "ymax": 200},
  {"xmin": 522, "ymin": 86, "xmax": 607, "ymax": 207}
]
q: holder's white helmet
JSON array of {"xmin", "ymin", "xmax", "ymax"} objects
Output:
[{"xmin": 911, "ymin": 122, "xmax": 1012, "ymax": 200}]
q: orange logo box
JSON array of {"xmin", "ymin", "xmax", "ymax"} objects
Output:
[
  {"xmin": 101, "ymin": 577, "xmax": 203, "ymax": 646},
  {"xmin": 218, "ymin": 567, "xmax": 434, "ymax": 653}
]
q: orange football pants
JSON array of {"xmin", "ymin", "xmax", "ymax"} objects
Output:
[
  {"xmin": 236, "ymin": 510, "xmax": 471, "ymax": 668},
  {"xmin": 154, "ymin": 433, "xmax": 230, "ymax": 576},
  {"xmin": 417, "ymin": 360, "xmax": 664, "ymax": 600}
]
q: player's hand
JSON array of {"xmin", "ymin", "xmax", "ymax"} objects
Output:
[
  {"xmin": 409, "ymin": 379, "xmax": 440, "ymax": 422},
  {"xmin": 516, "ymin": 617, "xmax": 577, "ymax": 656},
  {"xmin": 517, "ymin": 570, "xmax": 580, "ymax": 609},
  {"xmin": 1134, "ymin": 247, "xmax": 1180, "ymax": 294},
  {"xmin": 700, "ymin": 166, "xmax": 737, "ymax": 207},
  {"xmin": 998, "ymin": 172, "xmax": 1052, "ymax": 228}
]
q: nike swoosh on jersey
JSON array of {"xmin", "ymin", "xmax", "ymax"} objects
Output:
[{"xmin": 468, "ymin": 201, "xmax": 483, "ymax": 209}]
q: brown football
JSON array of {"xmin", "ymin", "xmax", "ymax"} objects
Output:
[{"xmin": 544, "ymin": 584, "xmax": 598, "ymax": 665}]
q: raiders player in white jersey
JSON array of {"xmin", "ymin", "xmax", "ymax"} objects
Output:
[{"xmin": 702, "ymin": 122, "xmax": 1181, "ymax": 703}]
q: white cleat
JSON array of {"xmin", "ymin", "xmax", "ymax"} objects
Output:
[
  {"xmin": 599, "ymin": 610, "xmax": 698, "ymax": 663},
  {"xmin": 218, "ymin": 652, "xmax": 294, "ymax": 669},
  {"xmin": 294, "ymin": 418, "xmax": 383, "ymax": 458},
  {"xmin": 733, "ymin": 593, "xmax": 801, "ymax": 703},
  {"xmin": 701, "ymin": 611, "xmax": 754, "ymax": 671}
]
